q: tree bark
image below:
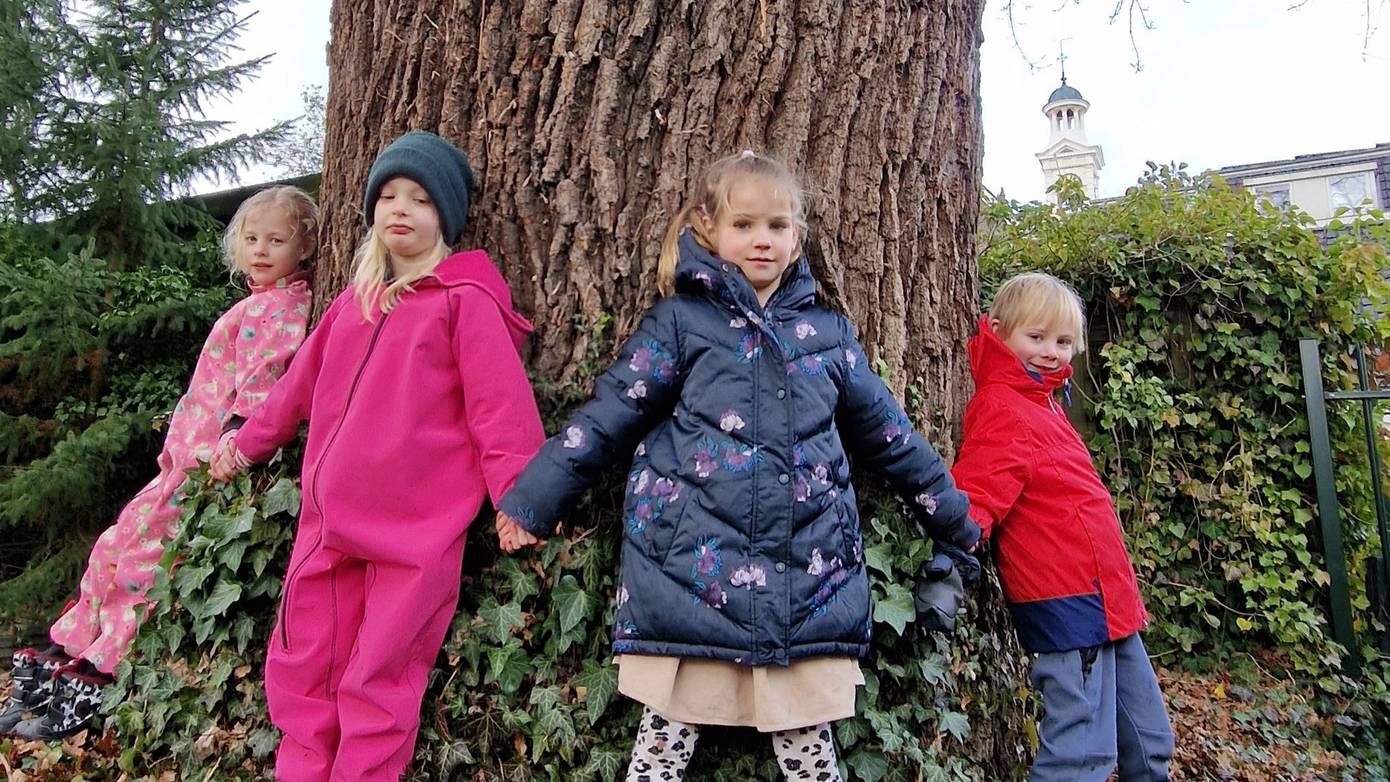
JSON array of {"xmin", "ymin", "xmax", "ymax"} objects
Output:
[{"xmin": 320, "ymin": 0, "xmax": 1027, "ymax": 775}]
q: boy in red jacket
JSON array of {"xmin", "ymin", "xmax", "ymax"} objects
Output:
[{"xmin": 952, "ymin": 273, "xmax": 1173, "ymax": 781}]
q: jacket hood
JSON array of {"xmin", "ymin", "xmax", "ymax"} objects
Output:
[
  {"xmin": 968, "ymin": 315, "xmax": 1072, "ymax": 396},
  {"xmin": 673, "ymin": 228, "xmax": 816, "ymax": 315},
  {"xmin": 424, "ymin": 250, "xmax": 534, "ymax": 350}
]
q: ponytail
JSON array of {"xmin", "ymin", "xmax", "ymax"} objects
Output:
[{"xmin": 657, "ymin": 204, "xmax": 702, "ymax": 297}]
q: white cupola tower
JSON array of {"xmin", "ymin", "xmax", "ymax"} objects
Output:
[{"xmin": 1035, "ymin": 72, "xmax": 1105, "ymax": 201}]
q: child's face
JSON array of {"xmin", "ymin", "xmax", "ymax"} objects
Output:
[
  {"xmin": 239, "ymin": 207, "xmax": 308, "ymax": 287},
  {"xmin": 702, "ymin": 177, "xmax": 799, "ymax": 305},
  {"xmin": 992, "ymin": 317, "xmax": 1077, "ymax": 375},
  {"xmin": 373, "ymin": 176, "xmax": 442, "ymax": 263}
]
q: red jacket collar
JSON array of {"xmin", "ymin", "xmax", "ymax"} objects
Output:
[{"xmin": 968, "ymin": 315, "xmax": 1072, "ymax": 397}]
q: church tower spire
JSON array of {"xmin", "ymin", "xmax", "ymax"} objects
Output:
[{"xmin": 1035, "ymin": 59, "xmax": 1105, "ymax": 201}]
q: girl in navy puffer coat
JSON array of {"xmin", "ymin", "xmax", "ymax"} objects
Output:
[{"xmin": 497, "ymin": 151, "xmax": 980, "ymax": 780}]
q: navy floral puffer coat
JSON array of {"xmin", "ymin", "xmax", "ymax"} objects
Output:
[{"xmin": 500, "ymin": 231, "xmax": 980, "ymax": 666}]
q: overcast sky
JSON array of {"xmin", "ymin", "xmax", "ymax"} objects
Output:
[{"xmin": 222, "ymin": 1, "xmax": 1389, "ymax": 202}]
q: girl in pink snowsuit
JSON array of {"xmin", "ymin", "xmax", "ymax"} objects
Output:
[
  {"xmin": 212, "ymin": 131, "xmax": 546, "ymax": 782},
  {"xmin": 2, "ymin": 186, "xmax": 319, "ymax": 741}
]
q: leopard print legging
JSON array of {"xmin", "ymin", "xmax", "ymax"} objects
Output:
[{"xmin": 625, "ymin": 706, "xmax": 843, "ymax": 781}]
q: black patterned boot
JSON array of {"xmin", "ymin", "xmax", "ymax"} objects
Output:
[
  {"xmin": 0, "ymin": 646, "xmax": 70, "ymax": 734},
  {"xmin": 12, "ymin": 659, "xmax": 111, "ymax": 740}
]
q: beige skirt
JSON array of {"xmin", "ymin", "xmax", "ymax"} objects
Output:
[{"xmin": 616, "ymin": 654, "xmax": 863, "ymax": 733}]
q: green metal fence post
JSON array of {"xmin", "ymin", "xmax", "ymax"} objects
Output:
[
  {"xmin": 1299, "ymin": 339, "xmax": 1360, "ymax": 674},
  {"xmin": 1352, "ymin": 346, "xmax": 1390, "ymax": 644}
]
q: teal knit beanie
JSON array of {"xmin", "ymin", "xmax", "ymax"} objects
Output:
[{"xmin": 363, "ymin": 131, "xmax": 475, "ymax": 245}]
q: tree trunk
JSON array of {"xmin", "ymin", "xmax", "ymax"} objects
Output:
[{"xmin": 320, "ymin": 0, "xmax": 1028, "ymax": 776}]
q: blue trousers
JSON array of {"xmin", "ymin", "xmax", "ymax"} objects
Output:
[{"xmin": 1028, "ymin": 633, "xmax": 1174, "ymax": 782}]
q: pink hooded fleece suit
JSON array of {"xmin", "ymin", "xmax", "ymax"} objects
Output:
[
  {"xmin": 232, "ymin": 251, "xmax": 544, "ymax": 782},
  {"xmin": 50, "ymin": 273, "xmax": 312, "ymax": 674}
]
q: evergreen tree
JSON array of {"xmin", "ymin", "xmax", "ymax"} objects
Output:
[
  {"xmin": 0, "ymin": 1, "xmax": 73, "ymax": 221},
  {"xmin": 37, "ymin": 0, "xmax": 288, "ymax": 267},
  {"xmin": 0, "ymin": 0, "xmax": 280, "ymax": 632}
]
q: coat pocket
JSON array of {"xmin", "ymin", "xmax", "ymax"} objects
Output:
[
  {"xmin": 835, "ymin": 500, "xmax": 863, "ymax": 568},
  {"xmin": 643, "ymin": 485, "xmax": 694, "ymax": 568}
]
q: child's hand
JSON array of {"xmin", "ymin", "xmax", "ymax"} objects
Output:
[
  {"xmin": 209, "ymin": 436, "xmax": 242, "ymax": 482},
  {"xmin": 495, "ymin": 511, "xmax": 543, "ymax": 553}
]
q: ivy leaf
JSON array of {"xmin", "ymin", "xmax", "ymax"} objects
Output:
[
  {"xmin": 578, "ymin": 746, "xmax": 627, "ymax": 782},
  {"xmin": 872, "ymin": 582, "xmax": 916, "ymax": 636},
  {"xmin": 486, "ymin": 640, "xmax": 529, "ymax": 694},
  {"xmin": 217, "ymin": 538, "xmax": 250, "ymax": 572},
  {"xmin": 203, "ymin": 506, "xmax": 255, "ymax": 542},
  {"xmin": 572, "ymin": 660, "xmax": 619, "ymax": 725},
  {"xmin": 497, "ymin": 555, "xmax": 541, "ymax": 602},
  {"xmin": 864, "ymin": 543, "xmax": 894, "ymax": 577},
  {"xmin": 835, "ymin": 717, "xmax": 870, "ymax": 747},
  {"xmin": 938, "ymin": 709, "xmax": 970, "ymax": 742},
  {"xmin": 529, "ymin": 685, "xmax": 563, "ymax": 710},
  {"xmin": 918, "ymin": 654, "xmax": 948, "ymax": 686},
  {"xmin": 249, "ymin": 727, "xmax": 279, "ymax": 758},
  {"xmin": 200, "ymin": 580, "xmax": 242, "ymax": 619},
  {"xmin": 231, "ymin": 614, "xmax": 255, "ymax": 653},
  {"xmin": 553, "ymin": 574, "xmax": 596, "ymax": 636},
  {"xmin": 536, "ymin": 705, "xmax": 577, "ymax": 761},
  {"xmin": 478, "ymin": 600, "xmax": 525, "ymax": 644},
  {"xmin": 173, "ymin": 564, "xmax": 214, "ymax": 598},
  {"xmin": 846, "ymin": 748, "xmax": 889, "ymax": 782},
  {"xmin": 260, "ymin": 478, "xmax": 301, "ymax": 517},
  {"xmin": 248, "ymin": 547, "xmax": 274, "ymax": 578}
]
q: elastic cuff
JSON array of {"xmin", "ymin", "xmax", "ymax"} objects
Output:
[
  {"xmin": 232, "ymin": 447, "xmax": 253, "ymax": 470},
  {"xmin": 216, "ymin": 429, "xmax": 237, "ymax": 455}
]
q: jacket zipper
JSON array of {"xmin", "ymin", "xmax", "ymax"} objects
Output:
[{"xmin": 279, "ymin": 311, "xmax": 392, "ymax": 651}]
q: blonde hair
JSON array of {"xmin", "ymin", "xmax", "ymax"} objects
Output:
[
  {"xmin": 222, "ymin": 185, "xmax": 320, "ymax": 278},
  {"xmin": 990, "ymin": 272, "xmax": 1087, "ymax": 352},
  {"xmin": 351, "ymin": 228, "xmax": 450, "ymax": 319},
  {"xmin": 656, "ymin": 150, "xmax": 808, "ymax": 297}
]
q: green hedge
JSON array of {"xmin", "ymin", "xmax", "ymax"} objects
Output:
[{"xmin": 981, "ymin": 169, "xmax": 1390, "ymax": 673}]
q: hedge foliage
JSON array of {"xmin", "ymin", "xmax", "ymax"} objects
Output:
[
  {"xmin": 0, "ymin": 225, "xmax": 239, "ymax": 634},
  {"xmin": 981, "ymin": 169, "xmax": 1390, "ymax": 673}
]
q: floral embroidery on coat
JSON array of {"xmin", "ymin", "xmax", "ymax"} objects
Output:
[
  {"xmin": 729, "ymin": 563, "xmax": 767, "ymax": 589},
  {"xmin": 882, "ymin": 411, "xmax": 913, "ymax": 443},
  {"xmin": 629, "ymin": 340, "xmax": 677, "ymax": 383},
  {"xmin": 625, "ymin": 468, "xmax": 684, "ymax": 535},
  {"xmin": 690, "ymin": 537, "xmax": 727, "ymax": 609}
]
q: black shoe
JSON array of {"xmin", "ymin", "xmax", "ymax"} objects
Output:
[
  {"xmin": 12, "ymin": 660, "xmax": 110, "ymax": 741},
  {"xmin": 0, "ymin": 647, "xmax": 70, "ymax": 734}
]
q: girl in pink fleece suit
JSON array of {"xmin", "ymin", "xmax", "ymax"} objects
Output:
[
  {"xmin": 2, "ymin": 186, "xmax": 319, "ymax": 742},
  {"xmin": 213, "ymin": 132, "xmax": 545, "ymax": 782}
]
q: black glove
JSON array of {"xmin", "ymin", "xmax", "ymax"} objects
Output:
[{"xmin": 913, "ymin": 542, "xmax": 982, "ymax": 634}]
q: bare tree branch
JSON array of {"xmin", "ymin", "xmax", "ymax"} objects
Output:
[
  {"xmin": 1003, "ymin": 1, "xmax": 1383, "ymax": 73},
  {"xmin": 1000, "ymin": 0, "xmax": 1046, "ymax": 71}
]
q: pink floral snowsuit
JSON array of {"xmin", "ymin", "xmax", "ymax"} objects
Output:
[{"xmin": 49, "ymin": 273, "xmax": 312, "ymax": 674}]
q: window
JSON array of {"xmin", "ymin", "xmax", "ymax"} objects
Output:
[
  {"xmin": 1254, "ymin": 184, "xmax": 1290, "ymax": 209},
  {"xmin": 1328, "ymin": 173, "xmax": 1370, "ymax": 211}
]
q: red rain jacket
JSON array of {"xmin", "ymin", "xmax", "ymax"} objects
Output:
[{"xmin": 951, "ymin": 316, "xmax": 1147, "ymax": 652}]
